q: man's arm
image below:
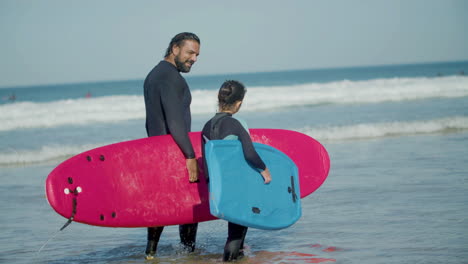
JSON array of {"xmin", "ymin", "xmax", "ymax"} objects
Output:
[
  {"xmin": 160, "ymin": 82, "xmax": 198, "ymax": 182},
  {"xmin": 160, "ymin": 81, "xmax": 195, "ymax": 158}
]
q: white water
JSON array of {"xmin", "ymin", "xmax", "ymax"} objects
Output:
[
  {"xmin": 2, "ymin": 116, "xmax": 467, "ymax": 166},
  {"xmin": 1, "ymin": 76, "xmax": 467, "ymax": 132},
  {"xmin": 300, "ymin": 116, "xmax": 468, "ymax": 142}
]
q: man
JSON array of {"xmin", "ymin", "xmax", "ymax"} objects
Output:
[{"xmin": 143, "ymin": 32, "xmax": 200, "ymax": 260}]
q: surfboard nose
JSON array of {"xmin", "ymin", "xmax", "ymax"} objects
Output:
[{"xmin": 320, "ymin": 144, "xmax": 331, "ymax": 177}]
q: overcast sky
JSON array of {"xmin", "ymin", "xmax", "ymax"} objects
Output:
[{"xmin": 1, "ymin": 0, "xmax": 467, "ymax": 88}]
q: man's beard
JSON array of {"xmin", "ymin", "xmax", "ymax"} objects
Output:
[{"xmin": 175, "ymin": 55, "xmax": 193, "ymax": 73}]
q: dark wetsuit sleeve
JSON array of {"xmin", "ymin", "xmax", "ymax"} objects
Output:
[
  {"xmin": 160, "ymin": 81, "xmax": 195, "ymax": 159},
  {"xmin": 221, "ymin": 119, "xmax": 266, "ymax": 171},
  {"xmin": 236, "ymin": 123, "xmax": 266, "ymax": 171}
]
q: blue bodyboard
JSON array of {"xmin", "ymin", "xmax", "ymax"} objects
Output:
[{"xmin": 205, "ymin": 140, "xmax": 301, "ymax": 230}]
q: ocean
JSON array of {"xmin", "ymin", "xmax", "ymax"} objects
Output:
[{"xmin": 0, "ymin": 61, "xmax": 467, "ymax": 263}]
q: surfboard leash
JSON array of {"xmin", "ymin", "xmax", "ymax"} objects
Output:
[
  {"xmin": 59, "ymin": 185, "xmax": 82, "ymax": 230},
  {"xmin": 38, "ymin": 192, "xmax": 78, "ymax": 254},
  {"xmin": 60, "ymin": 196, "xmax": 77, "ymax": 231}
]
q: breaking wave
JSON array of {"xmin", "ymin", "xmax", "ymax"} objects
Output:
[
  {"xmin": 1, "ymin": 76, "xmax": 467, "ymax": 132},
  {"xmin": 1, "ymin": 116, "xmax": 467, "ymax": 166}
]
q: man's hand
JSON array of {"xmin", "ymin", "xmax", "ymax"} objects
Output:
[
  {"xmin": 186, "ymin": 158, "xmax": 199, "ymax": 183},
  {"xmin": 261, "ymin": 168, "xmax": 272, "ymax": 184}
]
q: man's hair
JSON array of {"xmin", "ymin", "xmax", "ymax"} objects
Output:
[{"xmin": 164, "ymin": 32, "xmax": 200, "ymax": 58}]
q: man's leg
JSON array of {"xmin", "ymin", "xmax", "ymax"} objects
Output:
[
  {"xmin": 179, "ymin": 223, "xmax": 198, "ymax": 252},
  {"xmin": 223, "ymin": 222, "xmax": 248, "ymax": 261},
  {"xmin": 145, "ymin": 226, "xmax": 164, "ymax": 259}
]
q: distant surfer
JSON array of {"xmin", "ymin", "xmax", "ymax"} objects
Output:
[
  {"xmin": 5, "ymin": 93, "xmax": 16, "ymax": 101},
  {"xmin": 85, "ymin": 91, "xmax": 92, "ymax": 98},
  {"xmin": 202, "ymin": 80, "xmax": 272, "ymax": 261},
  {"xmin": 143, "ymin": 32, "xmax": 200, "ymax": 259}
]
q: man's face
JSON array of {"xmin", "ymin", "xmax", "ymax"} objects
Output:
[{"xmin": 173, "ymin": 40, "xmax": 200, "ymax": 73}]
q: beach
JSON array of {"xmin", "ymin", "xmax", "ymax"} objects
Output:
[{"xmin": 1, "ymin": 61, "xmax": 467, "ymax": 263}]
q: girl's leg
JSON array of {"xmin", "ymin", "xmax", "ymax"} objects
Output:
[{"xmin": 223, "ymin": 222, "xmax": 248, "ymax": 262}]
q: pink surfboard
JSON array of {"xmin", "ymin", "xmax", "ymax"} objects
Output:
[{"xmin": 45, "ymin": 129, "xmax": 330, "ymax": 227}]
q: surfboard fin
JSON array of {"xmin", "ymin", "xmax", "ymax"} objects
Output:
[{"xmin": 288, "ymin": 176, "xmax": 298, "ymax": 203}]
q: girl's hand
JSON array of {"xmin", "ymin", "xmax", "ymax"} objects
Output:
[{"xmin": 261, "ymin": 168, "xmax": 272, "ymax": 184}]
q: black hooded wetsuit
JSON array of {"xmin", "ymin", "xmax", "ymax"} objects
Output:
[
  {"xmin": 143, "ymin": 60, "xmax": 197, "ymax": 255},
  {"xmin": 202, "ymin": 112, "xmax": 266, "ymax": 261}
]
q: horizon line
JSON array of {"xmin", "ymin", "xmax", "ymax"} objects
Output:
[{"xmin": 1, "ymin": 59, "xmax": 467, "ymax": 90}]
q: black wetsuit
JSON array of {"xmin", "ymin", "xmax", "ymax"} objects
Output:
[
  {"xmin": 202, "ymin": 112, "xmax": 266, "ymax": 261},
  {"xmin": 143, "ymin": 60, "xmax": 198, "ymax": 255},
  {"xmin": 144, "ymin": 60, "xmax": 195, "ymax": 158}
]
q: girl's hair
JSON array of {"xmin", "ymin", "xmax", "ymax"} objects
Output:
[{"xmin": 218, "ymin": 80, "xmax": 246, "ymax": 110}]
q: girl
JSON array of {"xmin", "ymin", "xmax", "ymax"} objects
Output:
[{"xmin": 202, "ymin": 80, "xmax": 272, "ymax": 261}]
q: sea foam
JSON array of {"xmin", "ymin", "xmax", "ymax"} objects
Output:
[
  {"xmin": 1, "ymin": 76, "xmax": 467, "ymax": 132},
  {"xmin": 1, "ymin": 116, "xmax": 467, "ymax": 166},
  {"xmin": 300, "ymin": 116, "xmax": 468, "ymax": 142}
]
